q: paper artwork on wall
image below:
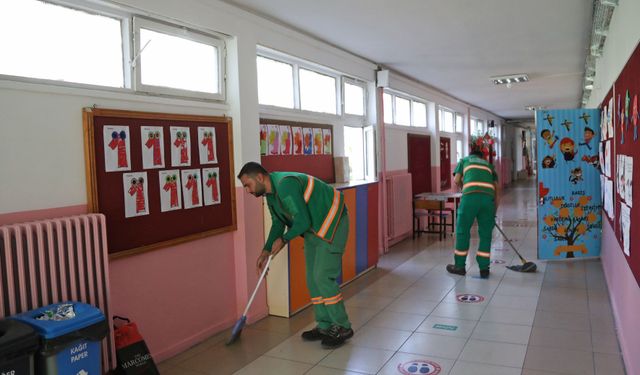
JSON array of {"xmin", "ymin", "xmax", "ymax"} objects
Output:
[
  {"xmin": 170, "ymin": 126, "xmax": 191, "ymax": 167},
  {"xmin": 322, "ymin": 129, "xmax": 332, "ymax": 155},
  {"xmin": 292, "ymin": 127, "xmax": 303, "ymax": 155},
  {"xmin": 608, "ymin": 97, "xmax": 614, "ymax": 136},
  {"xmin": 280, "ymin": 126, "xmax": 292, "ymax": 155},
  {"xmin": 123, "ymin": 172, "xmax": 149, "ymax": 218},
  {"xmin": 181, "ymin": 169, "xmax": 202, "ymax": 209},
  {"xmin": 313, "ymin": 128, "xmax": 323, "ymax": 154},
  {"xmin": 268, "ymin": 125, "xmax": 280, "ymax": 155},
  {"xmin": 203, "ymin": 167, "xmax": 221, "ymax": 206},
  {"xmin": 159, "ymin": 170, "xmax": 182, "ymax": 212},
  {"xmin": 198, "ymin": 127, "xmax": 217, "ymax": 165},
  {"xmin": 260, "ymin": 125, "xmax": 268, "ymax": 156},
  {"xmin": 621, "ymin": 204, "xmax": 631, "ymax": 256},
  {"xmin": 141, "ymin": 126, "xmax": 165, "ymax": 169},
  {"xmin": 604, "ymin": 179, "xmax": 614, "ymax": 220},
  {"xmin": 104, "ymin": 125, "xmax": 131, "ymax": 172},
  {"xmin": 303, "ymin": 128, "xmax": 313, "ymax": 155}
]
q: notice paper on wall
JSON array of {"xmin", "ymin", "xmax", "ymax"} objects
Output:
[
  {"xmin": 624, "ymin": 155, "xmax": 633, "ymax": 206},
  {"xmin": 604, "ymin": 179, "xmax": 614, "ymax": 220},
  {"xmin": 604, "ymin": 141, "xmax": 611, "ymax": 177},
  {"xmin": 621, "ymin": 203, "xmax": 631, "ymax": 256}
]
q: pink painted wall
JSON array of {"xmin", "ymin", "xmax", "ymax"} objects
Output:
[{"xmin": 601, "ymin": 219, "xmax": 639, "ymax": 375}]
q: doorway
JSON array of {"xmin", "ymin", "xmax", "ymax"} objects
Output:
[{"xmin": 407, "ymin": 134, "xmax": 432, "ymax": 195}]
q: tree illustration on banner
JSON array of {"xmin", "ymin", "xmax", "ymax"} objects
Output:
[{"xmin": 541, "ymin": 195, "xmax": 599, "ymax": 258}]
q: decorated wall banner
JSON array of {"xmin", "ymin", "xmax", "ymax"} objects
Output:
[{"xmin": 536, "ymin": 109, "xmax": 602, "ymax": 259}]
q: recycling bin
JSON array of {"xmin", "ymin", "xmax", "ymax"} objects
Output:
[
  {"xmin": 0, "ymin": 319, "xmax": 39, "ymax": 375},
  {"xmin": 11, "ymin": 302, "xmax": 108, "ymax": 375}
]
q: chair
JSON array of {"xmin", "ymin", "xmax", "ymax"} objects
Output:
[{"xmin": 413, "ymin": 199, "xmax": 453, "ymax": 240}]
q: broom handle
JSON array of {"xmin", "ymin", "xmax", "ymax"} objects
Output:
[
  {"xmin": 242, "ymin": 255, "xmax": 272, "ymax": 317},
  {"xmin": 494, "ymin": 222, "xmax": 527, "ymax": 263}
]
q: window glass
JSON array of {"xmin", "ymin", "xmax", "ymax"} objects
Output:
[
  {"xmin": 344, "ymin": 126, "xmax": 364, "ymax": 180},
  {"xmin": 455, "ymin": 114, "xmax": 464, "ymax": 133},
  {"xmin": 257, "ymin": 56, "xmax": 294, "ymax": 108},
  {"xmin": 413, "ymin": 102, "xmax": 427, "ymax": 127},
  {"xmin": 383, "ymin": 93, "xmax": 393, "ymax": 124},
  {"xmin": 344, "ymin": 82, "xmax": 365, "ymax": 116},
  {"xmin": 440, "ymin": 109, "xmax": 454, "ymax": 132},
  {"xmin": 0, "ymin": 0, "xmax": 123, "ymax": 87},
  {"xmin": 394, "ymin": 96, "xmax": 411, "ymax": 126},
  {"xmin": 299, "ymin": 68, "xmax": 337, "ymax": 114}
]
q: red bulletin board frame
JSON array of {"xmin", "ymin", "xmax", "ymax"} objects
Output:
[
  {"xmin": 612, "ymin": 40, "xmax": 640, "ymax": 286},
  {"xmin": 83, "ymin": 108, "xmax": 236, "ymax": 259},
  {"xmin": 260, "ymin": 119, "xmax": 335, "ymax": 183}
]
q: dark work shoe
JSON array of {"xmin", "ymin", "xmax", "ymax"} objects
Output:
[
  {"xmin": 321, "ymin": 325, "xmax": 354, "ymax": 348},
  {"xmin": 301, "ymin": 327, "xmax": 327, "ymax": 341},
  {"xmin": 480, "ymin": 269, "xmax": 490, "ymax": 279},
  {"xmin": 446, "ymin": 264, "xmax": 466, "ymax": 276}
]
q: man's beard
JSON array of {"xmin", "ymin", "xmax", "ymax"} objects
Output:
[{"xmin": 252, "ymin": 182, "xmax": 266, "ymax": 197}]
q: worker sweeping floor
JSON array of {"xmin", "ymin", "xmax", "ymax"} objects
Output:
[{"xmin": 158, "ymin": 181, "xmax": 625, "ymax": 375}]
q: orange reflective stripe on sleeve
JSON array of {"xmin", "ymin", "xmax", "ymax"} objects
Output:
[
  {"xmin": 317, "ymin": 189, "xmax": 340, "ymax": 238},
  {"xmin": 304, "ymin": 177, "xmax": 315, "ymax": 202}
]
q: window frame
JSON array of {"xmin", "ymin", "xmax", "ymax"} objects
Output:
[
  {"xmin": 132, "ymin": 17, "xmax": 226, "ymax": 101},
  {"xmin": 298, "ymin": 67, "xmax": 339, "ymax": 115},
  {"xmin": 342, "ymin": 77, "xmax": 367, "ymax": 118},
  {"xmin": 383, "ymin": 89, "xmax": 430, "ymax": 128}
]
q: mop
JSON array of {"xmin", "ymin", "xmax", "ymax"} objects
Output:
[
  {"xmin": 494, "ymin": 222, "xmax": 537, "ymax": 273},
  {"xmin": 226, "ymin": 255, "xmax": 272, "ymax": 345}
]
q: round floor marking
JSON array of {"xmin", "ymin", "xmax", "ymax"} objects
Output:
[
  {"xmin": 397, "ymin": 359, "xmax": 442, "ymax": 374},
  {"xmin": 456, "ymin": 293, "xmax": 485, "ymax": 303},
  {"xmin": 491, "ymin": 259, "xmax": 506, "ymax": 264}
]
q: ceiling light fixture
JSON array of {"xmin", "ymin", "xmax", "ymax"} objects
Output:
[
  {"xmin": 525, "ymin": 105, "xmax": 546, "ymax": 111},
  {"xmin": 491, "ymin": 74, "xmax": 529, "ymax": 86}
]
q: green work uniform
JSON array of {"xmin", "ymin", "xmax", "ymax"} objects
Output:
[
  {"xmin": 453, "ymin": 155, "xmax": 498, "ymax": 270},
  {"xmin": 264, "ymin": 172, "xmax": 351, "ymax": 330}
]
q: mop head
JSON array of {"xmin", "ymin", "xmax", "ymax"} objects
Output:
[
  {"xmin": 507, "ymin": 261, "xmax": 537, "ymax": 273},
  {"xmin": 226, "ymin": 315, "xmax": 247, "ymax": 345}
]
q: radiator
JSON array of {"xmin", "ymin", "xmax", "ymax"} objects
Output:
[
  {"xmin": 0, "ymin": 213, "xmax": 115, "ymax": 372},
  {"xmin": 386, "ymin": 173, "xmax": 413, "ymax": 243}
]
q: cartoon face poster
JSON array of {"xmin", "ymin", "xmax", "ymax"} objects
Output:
[
  {"xmin": 181, "ymin": 169, "xmax": 202, "ymax": 209},
  {"xmin": 141, "ymin": 126, "xmax": 165, "ymax": 169},
  {"xmin": 260, "ymin": 125, "xmax": 268, "ymax": 156},
  {"xmin": 159, "ymin": 170, "xmax": 182, "ymax": 212},
  {"xmin": 104, "ymin": 125, "xmax": 131, "ymax": 172},
  {"xmin": 322, "ymin": 129, "xmax": 332, "ymax": 155},
  {"xmin": 303, "ymin": 128, "xmax": 313, "ymax": 155},
  {"xmin": 535, "ymin": 108, "xmax": 602, "ymax": 260},
  {"xmin": 123, "ymin": 172, "xmax": 149, "ymax": 218},
  {"xmin": 268, "ymin": 125, "xmax": 280, "ymax": 155},
  {"xmin": 280, "ymin": 126, "xmax": 292, "ymax": 155},
  {"xmin": 203, "ymin": 167, "xmax": 221, "ymax": 206},
  {"xmin": 292, "ymin": 127, "xmax": 303, "ymax": 155},
  {"xmin": 313, "ymin": 128, "xmax": 323, "ymax": 154},
  {"xmin": 170, "ymin": 127, "xmax": 191, "ymax": 167},
  {"xmin": 198, "ymin": 127, "xmax": 217, "ymax": 164}
]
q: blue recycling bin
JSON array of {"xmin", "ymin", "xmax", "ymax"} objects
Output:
[
  {"xmin": 0, "ymin": 319, "xmax": 39, "ymax": 375},
  {"xmin": 11, "ymin": 302, "xmax": 108, "ymax": 375}
]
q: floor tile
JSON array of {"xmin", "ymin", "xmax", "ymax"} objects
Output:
[
  {"xmin": 384, "ymin": 295, "xmax": 439, "ymax": 315},
  {"xmin": 318, "ymin": 346, "xmax": 394, "ymax": 374},
  {"xmin": 533, "ymin": 310, "xmax": 591, "ymax": 331},
  {"xmin": 523, "ymin": 346, "xmax": 594, "ymax": 375},
  {"xmin": 430, "ymin": 301, "xmax": 486, "ymax": 321},
  {"xmin": 399, "ymin": 332, "xmax": 467, "ymax": 359},
  {"xmin": 265, "ymin": 336, "xmax": 332, "ymax": 364},
  {"xmin": 348, "ymin": 325, "xmax": 412, "ymax": 351},
  {"xmin": 594, "ymin": 352, "xmax": 626, "ymax": 375},
  {"xmin": 528, "ymin": 326, "xmax": 592, "ymax": 352},
  {"xmin": 471, "ymin": 321, "xmax": 532, "ymax": 345},
  {"xmin": 489, "ymin": 294, "xmax": 539, "ymax": 310},
  {"xmin": 480, "ymin": 306, "xmax": 536, "ymax": 326},
  {"xmin": 305, "ymin": 365, "xmax": 366, "ymax": 375},
  {"xmin": 233, "ymin": 355, "xmax": 312, "ymax": 375},
  {"xmin": 459, "ymin": 339, "xmax": 527, "ymax": 368},
  {"xmin": 591, "ymin": 331, "xmax": 621, "ymax": 354},
  {"xmin": 378, "ymin": 351, "xmax": 455, "ymax": 375},
  {"xmin": 415, "ymin": 316, "xmax": 477, "ymax": 338},
  {"xmin": 449, "ymin": 360, "xmax": 522, "ymax": 375},
  {"xmin": 344, "ymin": 294, "xmax": 394, "ymax": 311},
  {"xmin": 366, "ymin": 310, "xmax": 427, "ymax": 332}
]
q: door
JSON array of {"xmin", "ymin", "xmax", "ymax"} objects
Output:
[
  {"xmin": 407, "ymin": 134, "xmax": 431, "ymax": 195},
  {"xmin": 440, "ymin": 137, "xmax": 451, "ymax": 190}
]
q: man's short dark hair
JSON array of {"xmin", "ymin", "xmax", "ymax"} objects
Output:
[
  {"xmin": 237, "ymin": 162, "xmax": 269, "ymax": 179},
  {"xmin": 470, "ymin": 150, "xmax": 484, "ymax": 157}
]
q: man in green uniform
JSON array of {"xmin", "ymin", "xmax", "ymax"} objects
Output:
[
  {"xmin": 237, "ymin": 162, "xmax": 353, "ymax": 348},
  {"xmin": 446, "ymin": 145, "xmax": 499, "ymax": 279}
]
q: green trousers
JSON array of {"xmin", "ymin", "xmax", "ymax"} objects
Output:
[
  {"xmin": 454, "ymin": 193, "xmax": 496, "ymax": 270},
  {"xmin": 304, "ymin": 211, "xmax": 351, "ymax": 330}
]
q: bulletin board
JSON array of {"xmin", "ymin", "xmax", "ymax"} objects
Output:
[
  {"xmin": 83, "ymin": 108, "xmax": 236, "ymax": 258},
  {"xmin": 259, "ymin": 119, "xmax": 335, "ymax": 183},
  {"xmin": 611, "ymin": 40, "xmax": 640, "ymax": 286}
]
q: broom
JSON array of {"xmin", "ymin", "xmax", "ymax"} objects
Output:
[
  {"xmin": 226, "ymin": 255, "xmax": 272, "ymax": 345},
  {"xmin": 494, "ymin": 222, "xmax": 537, "ymax": 273}
]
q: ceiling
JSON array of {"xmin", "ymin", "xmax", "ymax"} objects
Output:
[{"xmin": 223, "ymin": 0, "xmax": 593, "ymax": 121}]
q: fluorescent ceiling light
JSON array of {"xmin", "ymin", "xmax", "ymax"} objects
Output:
[{"xmin": 491, "ymin": 74, "xmax": 529, "ymax": 85}]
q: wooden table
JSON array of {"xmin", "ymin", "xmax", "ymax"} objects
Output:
[{"xmin": 414, "ymin": 192, "xmax": 462, "ymax": 235}]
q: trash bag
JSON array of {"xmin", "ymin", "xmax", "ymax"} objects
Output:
[{"xmin": 113, "ymin": 316, "xmax": 159, "ymax": 375}]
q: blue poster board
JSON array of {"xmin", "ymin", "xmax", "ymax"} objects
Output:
[{"xmin": 536, "ymin": 109, "xmax": 602, "ymax": 259}]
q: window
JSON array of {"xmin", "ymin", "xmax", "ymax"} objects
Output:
[
  {"xmin": 413, "ymin": 102, "xmax": 427, "ymax": 127},
  {"xmin": 0, "ymin": 0, "xmax": 124, "ymax": 87},
  {"xmin": 344, "ymin": 81, "xmax": 365, "ymax": 116},
  {"xmin": 476, "ymin": 120, "xmax": 485, "ymax": 135},
  {"xmin": 257, "ymin": 56, "xmax": 294, "ymax": 108},
  {"xmin": 455, "ymin": 114, "xmax": 464, "ymax": 133},
  {"xmin": 299, "ymin": 68, "xmax": 337, "ymax": 114},
  {"xmin": 456, "ymin": 139, "xmax": 463, "ymax": 161},
  {"xmin": 439, "ymin": 108, "xmax": 454, "ymax": 133},
  {"xmin": 394, "ymin": 96, "xmax": 411, "ymax": 126},
  {"xmin": 134, "ymin": 18, "xmax": 224, "ymax": 100},
  {"xmin": 344, "ymin": 126, "xmax": 365, "ymax": 180},
  {"xmin": 364, "ymin": 126, "xmax": 376, "ymax": 179},
  {"xmin": 383, "ymin": 93, "xmax": 393, "ymax": 124}
]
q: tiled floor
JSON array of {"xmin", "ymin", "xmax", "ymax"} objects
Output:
[{"xmin": 159, "ymin": 180, "xmax": 626, "ymax": 375}]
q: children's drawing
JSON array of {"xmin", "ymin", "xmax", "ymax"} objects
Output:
[
  {"xmin": 170, "ymin": 127, "xmax": 191, "ymax": 167},
  {"xmin": 198, "ymin": 127, "xmax": 217, "ymax": 164},
  {"xmin": 292, "ymin": 127, "xmax": 303, "ymax": 155},
  {"xmin": 322, "ymin": 129, "xmax": 332, "ymax": 155},
  {"xmin": 159, "ymin": 170, "xmax": 182, "ymax": 212},
  {"xmin": 181, "ymin": 169, "xmax": 202, "ymax": 209},
  {"xmin": 142, "ymin": 127, "xmax": 165, "ymax": 169},
  {"xmin": 104, "ymin": 126, "xmax": 131, "ymax": 172},
  {"xmin": 313, "ymin": 128, "xmax": 323, "ymax": 154},
  {"xmin": 123, "ymin": 172, "xmax": 149, "ymax": 218},
  {"xmin": 203, "ymin": 167, "xmax": 221, "ymax": 206},
  {"xmin": 559, "ymin": 138, "xmax": 576, "ymax": 161},
  {"xmin": 268, "ymin": 125, "xmax": 280, "ymax": 155},
  {"xmin": 303, "ymin": 128, "xmax": 313, "ymax": 155},
  {"xmin": 280, "ymin": 126, "xmax": 292, "ymax": 155}
]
